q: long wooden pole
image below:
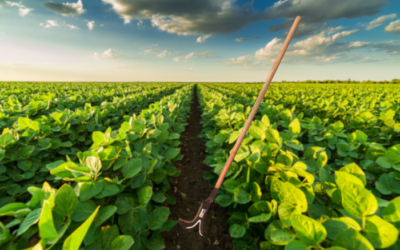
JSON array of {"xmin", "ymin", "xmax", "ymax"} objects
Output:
[
  {"xmin": 214, "ymin": 16, "xmax": 301, "ymax": 189},
  {"xmin": 179, "ymin": 17, "xmax": 301, "ymax": 235}
]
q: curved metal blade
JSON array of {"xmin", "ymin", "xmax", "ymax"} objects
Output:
[{"xmin": 179, "ymin": 188, "xmax": 219, "ymax": 236}]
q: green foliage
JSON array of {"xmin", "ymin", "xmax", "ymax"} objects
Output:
[
  {"xmin": 0, "ymin": 83, "xmax": 194, "ymax": 249},
  {"xmin": 198, "ymin": 83, "xmax": 400, "ymax": 249}
]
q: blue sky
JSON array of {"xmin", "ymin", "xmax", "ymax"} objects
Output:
[{"xmin": 0, "ymin": 0, "xmax": 399, "ymax": 82}]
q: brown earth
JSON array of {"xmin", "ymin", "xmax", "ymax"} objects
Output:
[{"xmin": 163, "ymin": 85, "xmax": 233, "ymax": 250}]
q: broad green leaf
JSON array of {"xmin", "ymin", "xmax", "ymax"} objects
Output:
[
  {"xmin": 279, "ymin": 182, "xmax": 308, "ymax": 212},
  {"xmin": 383, "ymin": 197, "xmax": 400, "ymax": 228},
  {"xmin": 364, "ymin": 215, "xmax": 398, "ymax": 248},
  {"xmin": 166, "ymin": 148, "xmax": 180, "ymax": 161},
  {"xmin": 122, "ymin": 158, "xmax": 143, "ymax": 179},
  {"xmin": 63, "ymin": 206, "xmax": 100, "ymax": 250},
  {"xmin": 335, "ymin": 171, "xmax": 364, "ymax": 189},
  {"xmin": 341, "ymin": 183, "xmax": 378, "ymax": 218},
  {"xmin": 375, "ymin": 174, "xmax": 400, "ymax": 195},
  {"xmin": 17, "ymin": 208, "xmax": 41, "ymax": 236},
  {"xmin": 322, "ymin": 217, "xmax": 361, "ymax": 240},
  {"xmin": 0, "ymin": 203, "xmax": 28, "ymax": 216},
  {"xmin": 291, "ymin": 214, "xmax": 327, "ymax": 246},
  {"xmin": 110, "ymin": 235, "xmax": 134, "ymax": 250},
  {"xmin": 332, "ymin": 228, "xmax": 374, "ymax": 250},
  {"xmin": 265, "ymin": 220, "xmax": 294, "ymax": 246},
  {"xmin": 92, "ymin": 132, "xmax": 106, "ymax": 144},
  {"xmin": 265, "ymin": 128, "xmax": 280, "ymax": 143},
  {"xmin": 223, "ymin": 179, "xmax": 241, "ymax": 193},
  {"xmin": 39, "ymin": 200, "xmax": 58, "ymax": 240},
  {"xmin": 234, "ymin": 145, "xmax": 250, "ymax": 163},
  {"xmin": 278, "ymin": 202, "xmax": 301, "ymax": 227},
  {"xmin": 95, "ymin": 180, "xmax": 120, "ymax": 199},
  {"xmin": 215, "ymin": 194, "xmax": 233, "ymax": 207},
  {"xmin": 229, "ymin": 224, "xmax": 246, "ymax": 238},
  {"xmin": 289, "ymin": 118, "xmax": 301, "ymax": 135},
  {"xmin": 248, "ymin": 125, "xmax": 265, "ymax": 140},
  {"xmin": 248, "ymin": 201, "xmax": 272, "ymax": 217},
  {"xmin": 79, "ymin": 181, "xmax": 103, "ymax": 201},
  {"xmin": 285, "ymin": 241, "xmax": 310, "ymax": 250},
  {"xmin": 147, "ymin": 207, "xmax": 170, "ymax": 230},
  {"xmin": 0, "ymin": 133, "xmax": 13, "ymax": 148},
  {"xmin": 139, "ymin": 186, "xmax": 153, "ymax": 205},
  {"xmin": 147, "ymin": 236, "xmax": 165, "ymax": 250},
  {"xmin": 54, "ymin": 184, "xmax": 79, "ymax": 217},
  {"xmin": 93, "ymin": 206, "xmax": 117, "ymax": 227},
  {"xmin": 339, "ymin": 163, "xmax": 366, "ymax": 186},
  {"xmin": 233, "ymin": 187, "xmax": 251, "ymax": 204},
  {"xmin": 71, "ymin": 201, "xmax": 96, "ymax": 222}
]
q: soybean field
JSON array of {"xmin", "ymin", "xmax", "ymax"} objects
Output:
[{"xmin": 1, "ymin": 82, "xmax": 400, "ymax": 250}]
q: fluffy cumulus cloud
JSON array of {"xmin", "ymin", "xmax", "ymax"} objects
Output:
[
  {"xmin": 235, "ymin": 37, "xmax": 262, "ymax": 42},
  {"xmin": 224, "ymin": 27, "xmax": 400, "ymax": 66},
  {"xmin": 93, "ymin": 49, "xmax": 117, "ymax": 59},
  {"xmin": 173, "ymin": 51, "xmax": 214, "ymax": 62},
  {"xmin": 365, "ymin": 13, "xmax": 397, "ymax": 30},
  {"xmin": 2, "ymin": 1, "xmax": 33, "ymax": 16},
  {"xmin": 87, "ymin": 21, "xmax": 95, "ymax": 30},
  {"xmin": 196, "ymin": 34, "xmax": 211, "ymax": 43},
  {"xmin": 385, "ymin": 20, "xmax": 400, "ymax": 34},
  {"xmin": 42, "ymin": 0, "xmax": 86, "ymax": 16}
]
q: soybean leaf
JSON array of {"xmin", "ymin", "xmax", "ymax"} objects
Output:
[
  {"xmin": 291, "ymin": 214, "xmax": 327, "ymax": 246},
  {"xmin": 63, "ymin": 206, "xmax": 100, "ymax": 250},
  {"xmin": 54, "ymin": 184, "xmax": 79, "ymax": 217},
  {"xmin": 363, "ymin": 215, "xmax": 398, "ymax": 249},
  {"xmin": 39, "ymin": 200, "xmax": 58, "ymax": 240},
  {"xmin": 147, "ymin": 207, "xmax": 170, "ymax": 231},
  {"xmin": 341, "ymin": 183, "xmax": 377, "ymax": 218}
]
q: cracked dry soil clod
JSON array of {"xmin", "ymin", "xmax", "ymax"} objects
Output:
[{"xmin": 163, "ymin": 85, "xmax": 233, "ymax": 250}]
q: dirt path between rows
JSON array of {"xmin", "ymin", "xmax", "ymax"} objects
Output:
[{"xmin": 163, "ymin": 85, "xmax": 233, "ymax": 250}]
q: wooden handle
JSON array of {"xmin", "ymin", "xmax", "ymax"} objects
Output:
[{"xmin": 214, "ymin": 16, "xmax": 301, "ymax": 189}]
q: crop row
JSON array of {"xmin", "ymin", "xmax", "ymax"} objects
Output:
[
  {"xmin": 198, "ymin": 83, "xmax": 400, "ymax": 250},
  {"xmin": 0, "ymin": 84, "xmax": 194, "ymax": 250}
]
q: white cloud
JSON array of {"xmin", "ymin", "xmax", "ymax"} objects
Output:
[
  {"xmin": 40, "ymin": 20, "xmax": 79, "ymax": 30},
  {"xmin": 196, "ymin": 34, "xmax": 211, "ymax": 43},
  {"xmin": 40, "ymin": 20, "xmax": 60, "ymax": 28},
  {"xmin": 173, "ymin": 51, "xmax": 214, "ymax": 62},
  {"xmin": 349, "ymin": 41, "xmax": 371, "ymax": 47},
  {"xmin": 42, "ymin": 0, "xmax": 86, "ymax": 16},
  {"xmin": 224, "ymin": 27, "xmax": 397, "ymax": 66},
  {"xmin": 93, "ymin": 49, "xmax": 117, "ymax": 59},
  {"xmin": 87, "ymin": 21, "xmax": 95, "ymax": 31},
  {"xmin": 66, "ymin": 24, "xmax": 79, "ymax": 30},
  {"xmin": 326, "ymin": 26, "xmax": 345, "ymax": 34},
  {"xmin": 385, "ymin": 19, "xmax": 400, "ymax": 34},
  {"xmin": 366, "ymin": 14, "xmax": 397, "ymax": 30},
  {"xmin": 331, "ymin": 29, "xmax": 359, "ymax": 41},
  {"xmin": 4, "ymin": 1, "xmax": 33, "ymax": 16},
  {"xmin": 157, "ymin": 50, "xmax": 168, "ymax": 58}
]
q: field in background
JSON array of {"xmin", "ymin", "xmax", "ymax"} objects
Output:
[{"xmin": 1, "ymin": 82, "xmax": 400, "ymax": 250}]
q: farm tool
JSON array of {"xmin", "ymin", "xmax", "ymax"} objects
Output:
[{"xmin": 178, "ymin": 16, "xmax": 302, "ymax": 236}]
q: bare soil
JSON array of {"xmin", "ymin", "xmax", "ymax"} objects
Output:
[{"xmin": 163, "ymin": 85, "xmax": 233, "ymax": 250}]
